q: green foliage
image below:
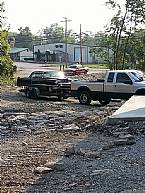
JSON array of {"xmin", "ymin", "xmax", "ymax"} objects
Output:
[
  {"xmin": 13, "ymin": 26, "xmax": 34, "ymax": 50},
  {"xmin": 0, "ymin": 2, "xmax": 17, "ymax": 78},
  {"xmin": 39, "ymin": 23, "xmax": 76, "ymax": 44},
  {"xmin": 0, "ymin": 76, "xmax": 16, "ymax": 87},
  {"xmin": 0, "ymin": 31, "xmax": 17, "ymax": 76},
  {"xmin": 105, "ymin": 0, "xmax": 145, "ymax": 69}
]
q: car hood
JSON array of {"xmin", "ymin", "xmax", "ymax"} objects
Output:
[
  {"xmin": 134, "ymin": 80, "xmax": 145, "ymax": 86},
  {"xmin": 65, "ymin": 68, "xmax": 76, "ymax": 71}
]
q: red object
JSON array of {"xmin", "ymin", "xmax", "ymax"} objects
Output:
[{"xmin": 64, "ymin": 64, "xmax": 89, "ymax": 76}]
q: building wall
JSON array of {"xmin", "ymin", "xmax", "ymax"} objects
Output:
[
  {"xmin": 20, "ymin": 50, "xmax": 33, "ymax": 61},
  {"xmin": 34, "ymin": 43, "xmax": 92, "ymax": 64}
]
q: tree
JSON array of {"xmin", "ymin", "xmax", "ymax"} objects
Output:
[
  {"xmin": 0, "ymin": 1, "xmax": 16, "ymax": 77},
  {"xmin": 40, "ymin": 23, "xmax": 64, "ymax": 43},
  {"xmin": 14, "ymin": 26, "xmax": 34, "ymax": 50},
  {"xmin": 126, "ymin": 29, "xmax": 145, "ymax": 70},
  {"xmin": 39, "ymin": 23, "xmax": 76, "ymax": 44},
  {"xmin": 105, "ymin": 0, "xmax": 145, "ymax": 69}
]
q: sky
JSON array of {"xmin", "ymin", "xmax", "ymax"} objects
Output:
[{"xmin": 4, "ymin": 0, "xmax": 125, "ymax": 35}]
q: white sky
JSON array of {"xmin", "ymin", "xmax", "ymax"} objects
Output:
[{"xmin": 4, "ymin": 0, "xmax": 125, "ymax": 35}]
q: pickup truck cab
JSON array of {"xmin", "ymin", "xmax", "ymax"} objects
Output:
[{"xmin": 71, "ymin": 70, "xmax": 145, "ymax": 105}]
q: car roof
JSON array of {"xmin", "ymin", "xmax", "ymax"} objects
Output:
[
  {"xmin": 108, "ymin": 69, "xmax": 142, "ymax": 73},
  {"xmin": 31, "ymin": 70, "xmax": 60, "ymax": 73}
]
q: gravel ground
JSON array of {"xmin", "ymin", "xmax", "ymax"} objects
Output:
[{"xmin": 0, "ymin": 86, "xmax": 145, "ymax": 193}]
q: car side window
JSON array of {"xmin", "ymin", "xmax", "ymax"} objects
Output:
[
  {"xmin": 116, "ymin": 73, "xmax": 131, "ymax": 83},
  {"xmin": 107, "ymin": 72, "xmax": 115, "ymax": 82}
]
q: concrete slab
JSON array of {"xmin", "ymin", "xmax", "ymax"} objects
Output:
[{"xmin": 108, "ymin": 95, "xmax": 145, "ymax": 123}]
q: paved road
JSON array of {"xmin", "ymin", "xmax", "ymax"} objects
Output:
[{"xmin": 15, "ymin": 62, "xmax": 108, "ymax": 77}]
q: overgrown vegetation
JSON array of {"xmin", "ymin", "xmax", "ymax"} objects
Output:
[
  {"xmin": 0, "ymin": 1, "xmax": 17, "ymax": 84},
  {"xmin": 105, "ymin": 0, "xmax": 145, "ymax": 70},
  {"xmin": 0, "ymin": 76, "xmax": 16, "ymax": 87}
]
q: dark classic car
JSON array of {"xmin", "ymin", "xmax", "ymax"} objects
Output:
[
  {"xmin": 17, "ymin": 70, "xmax": 71, "ymax": 100},
  {"xmin": 64, "ymin": 64, "xmax": 89, "ymax": 76}
]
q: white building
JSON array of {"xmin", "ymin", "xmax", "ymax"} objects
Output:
[
  {"xmin": 33, "ymin": 43, "xmax": 94, "ymax": 64},
  {"xmin": 9, "ymin": 47, "xmax": 33, "ymax": 61}
]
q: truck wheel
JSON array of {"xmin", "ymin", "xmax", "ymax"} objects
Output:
[
  {"xmin": 58, "ymin": 96, "xmax": 64, "ymax": 101},
  {"xmin": 25, "ymin": 90, "xmax": 30, "ymax": 98},
  {"xmin": 26, "ymin": 88, "xmax": 39, "ymax": 99},
  {"xmin": 99, "ymin": 99, "xmax": 110, "ymax": 106},
  {"xmin": 78, "ymin": 91, "xmax": 91, "ymax": 105}
]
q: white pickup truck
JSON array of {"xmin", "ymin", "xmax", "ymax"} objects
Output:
[{"xmin": 71, "ymin": 70, "xmax": 145, "ymax": 105}]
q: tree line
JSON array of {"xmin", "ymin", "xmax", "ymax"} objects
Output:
[{"xmin": 0, "ymin": 0, "xmax": 145, "ymax": 78}]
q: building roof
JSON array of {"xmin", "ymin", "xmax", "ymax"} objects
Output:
[{"xmin": 9, "ymin": 47, "xmax": 28, "ymax": 54}]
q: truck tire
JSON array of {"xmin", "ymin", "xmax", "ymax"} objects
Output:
[
  {"xmin": 78, "ymin": 91, "xmax": 91, "ymax": 105},
  {"xmin": 26, "ymin": 88, "xmax": 39, "ymax": 99},
  {"xmin": 58, "ymin": 96, "xmax": 64, "ymax": 101},
  {"xmin": 25, "ymin": 89, "xmax": 30, "ymax": 98},
  {"xmin": 99, "ymin": 98, "xmax": 111, "ymax": 106},
  {"xmin": 135, "ymin": 89, "xmax": 145, "ymax": 95}
]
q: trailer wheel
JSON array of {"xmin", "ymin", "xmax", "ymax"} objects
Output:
[
  {"xmin": 99, "ymin": 98, "xmax": 111, "ymax": 106},
  {"xmin": 78, "ymin": 91, "xmax": 91, "ymax": 105}
]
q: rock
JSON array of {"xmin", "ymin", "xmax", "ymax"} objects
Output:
[
  {"xmin": 119, "ymin": 134, "xmax": 135, "ymax": 140},
  {"xmin": 112, "ymin": 131, "xmax": 128, "ymax": 137},
  {"xmin": 65, "ymin": 146, "xmax": 75, "ymax": 156},
  {"xmin": 76, "ymin": 148, "xmax": 101, "ymax": 158},
  {"xmin": 45, "ymin": 161, "xmax": 66, "ymax": 171},
  {"xmin": 113, "ymin": 138, "xmax": 136, "ymax": 146},
  {"xmin": 121, "ymin": 190, "xmax": 145, "ymax": 193},
  {"xmin": 63, "ymin": 124, "xmax": 80, "ymax": 131},
  {"xmin": 102, "ymin": 138, "xmax": 136, "ymax": 150},
  {"xmin": 102, "ymin": 143, "xmax": 115, "ymax": 150},
  {"xmin": 34, "ymin": 166, "xmax": 52, "ymax": 174},
  {"xmin": 90, "ymin": 169, "xmax": 113, "ymax": 176},
  {"xmin": 22, "ymin": 142, "xmax": 28, "ymax": 146}
]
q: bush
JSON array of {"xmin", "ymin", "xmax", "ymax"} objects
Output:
[{"xmin": 0, "ymin": 55, "xmax": 17, "ymax": 77}]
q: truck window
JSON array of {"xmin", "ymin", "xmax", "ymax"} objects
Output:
[
  {"xmin": 107, "ymin": 72, "xmax": 115, "ymax": 82},
  {"xmin": 116, "ymin": 73, "xmax": 131, "ymax": 83}
]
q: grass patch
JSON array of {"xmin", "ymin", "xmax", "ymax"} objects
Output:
[{"xmin": 86, "ymin": 63, "xmax": 109, "ymax": 69}]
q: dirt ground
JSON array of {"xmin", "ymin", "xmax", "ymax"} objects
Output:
[{"xmin": 1, "ymin": 63, "xmax": 145, "ymax": 193}]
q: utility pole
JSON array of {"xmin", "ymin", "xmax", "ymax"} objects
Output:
[
  {"xmin": 80, "ymin": 24, "xmax": 83, "ymax": 65},
  {"xmin": 61, "ymin": 17, "xmax": 72, "ymax": 68}
]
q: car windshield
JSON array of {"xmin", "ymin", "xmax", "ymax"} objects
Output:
[
  {"xmin": 30, "ymin": 71, "xmax": 65, "ymax": 79},
  {"xmin": 44, "ymin": 71, "xmax": 65, "ymax": 78},
  {"xmin": 69, "ymin": 65, "xmax": 77, "ymax": 69},
  {"xmin": 69, "ymin": 65, "xmax": 82, "ymax": 69},
  {"xmin": 30, "ymin": 72, "xmax": 43, "ymax": 78},
  {"xmin": 130, "ymin": 72, "xmax": 143, "ymax": 82}
]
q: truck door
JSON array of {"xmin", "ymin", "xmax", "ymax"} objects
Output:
[
  {"xmin": 30, "ymin": 72, "xmax": 45, "ymax": 94},
  {"xmin": 114, "ymin": 72, "xmax": 134, "ymax": 99},
  {"xmin": 104, "ymin": 72, "xmax": 115, "ymax": 97}
]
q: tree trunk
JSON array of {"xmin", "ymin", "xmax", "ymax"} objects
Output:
[{"xmin": 115, "ymin": 6, "xmax": 128, "ymax": 69}]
